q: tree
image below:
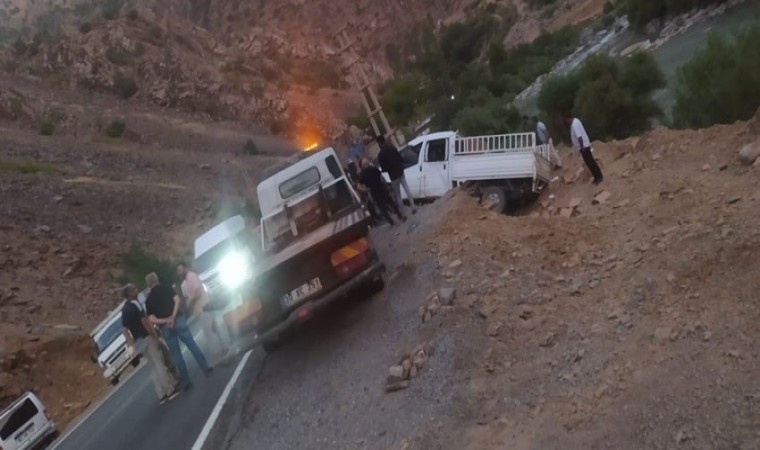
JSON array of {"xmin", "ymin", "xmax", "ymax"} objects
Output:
[{"xmin": 673, "ymin": 23, "xmax": 760, "ymax": 129}]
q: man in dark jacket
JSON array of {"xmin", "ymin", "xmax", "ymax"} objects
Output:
[
  {"xmin": 358, "ymin": 158, "xmax": 406, "ymax": 226},
  {"xmin": 376, "ymin": 135, "xmax": 417, "ymax": 214}
]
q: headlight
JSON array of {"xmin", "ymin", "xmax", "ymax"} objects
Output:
[{"xmin": 218, "ymin": 251, "xmax": 251, "ymax": 289}]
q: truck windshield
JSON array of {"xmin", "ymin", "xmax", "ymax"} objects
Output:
[
  {"xmin": 400, "ymin": 143, "xmax": 421, "ymax": 168},
  {"xmin": 95, "ymin": 319, "xmax": 122, "ymax": 353},
  {"xmin": 262, "ymin": 178, "xmax": 355, "ymax": 252}
]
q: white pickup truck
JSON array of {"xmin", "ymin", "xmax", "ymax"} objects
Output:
[{"xmin": 388, "ymin": 131, "xmax": 560, "ymax": 212}]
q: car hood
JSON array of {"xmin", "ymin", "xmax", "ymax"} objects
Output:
[{"xmin": 97, "ymin": 335, "xmax": 127, "ymax": 366}]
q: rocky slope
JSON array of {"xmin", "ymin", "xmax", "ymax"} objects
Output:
[{"xmin": 0, "ymin": 0, "xmax": 607, "ymax": 143}]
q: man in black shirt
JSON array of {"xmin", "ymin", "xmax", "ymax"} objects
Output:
[
  {"xmin": 145, "ymin": 272, "xmax": 211, "ymax": 391},
  {"xmin": 376, "ymin": 135, "xmax": 417, "ymax": 214},
  {"xmin": 121, "ymin": 284, "xmax": 179, "ymax": 402},
  {"xmin": 358, "ymin": 158, "xmax": 406, "ymax": 226}
]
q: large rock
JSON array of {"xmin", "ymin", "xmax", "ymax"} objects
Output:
[{"xmin": 738, "ymin": 140, "xmax": 760, "ymax": 166}]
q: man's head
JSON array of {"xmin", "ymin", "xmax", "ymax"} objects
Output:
[
  {"xmin": 145, "ymin": 272, "xmax": 160, "ymax": 289},
  {"xmin": 375, "ymin": 135, "xmax": 386, "ymax": 145},
  {"xmin": 177, "ymin": 262, "xmax": 189, "ymax": 279},
  {"xmin": 563, "ymin": 111, "xmax": 574, "ymax": 125},
  {"xmin": 533, "ymin": 116, "xmax": 540, "ymax": 125},
  {"xmin": 360, "ymin": 157, "xmax": 371, "ymax": 170},
  {"xmin": 122, "ymin": 283, "xmax": 138, "ymax": 300}
]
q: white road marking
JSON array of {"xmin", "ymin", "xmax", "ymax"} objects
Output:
[
  {"xmin": 191, "ymin": 350, "xmax": 253, "ymax": 450},
  {"xmin": 50, "ymin": 326, "xmax": 208, "ymax": 449}
]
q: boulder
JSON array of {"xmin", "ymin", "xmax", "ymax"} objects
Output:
[
  {"xmin": 738, "ymin": 140, "xmax": 760, "ymax": 166},
  {"xmin": 439, "ymin": 287, "xmax": 456, "ymax": 306}
]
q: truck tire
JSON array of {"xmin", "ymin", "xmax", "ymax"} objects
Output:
[
  {"xmin": 130, "ymin": 355, "xmax": 141, "ymax": 368},
  {"xmin": 110, "ymin": 377, "xmax": 119, "ymax": 386},
  {"xmin": 481, "ymin": 186, "xmax": 507, "ymax": 214}
]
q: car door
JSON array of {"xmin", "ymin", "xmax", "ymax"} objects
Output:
[
  {"xmin": 400, "ymin": 142, "xmax": 424, "ymax": 199},
  {"xmin": 421, "ymin": 138, "xmax": 450, "ymax": 198}
]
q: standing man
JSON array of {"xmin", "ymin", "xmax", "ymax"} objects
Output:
[
  {"xmin": 145, "ymin": 272, "xmax": 211, "ymax": 391},
  {"xmin": 358, "ymin": 158, "xmax": 406, "ymax": 226},
  {"xmin": 376, "ymin": 135, "xmax": 417, "ymax": 215},
  {"xmin": 566, "ymin": 114, "xmax": 603, "ymax": 185},
  {"xmin": 121, "ymin": 284, "xmax": 180, "ymax": 403},
  {"xmin": 534, "ymin": 116, "xmax": 551, "ymax": 146},
  {"xmin": 177, "ymin": 262, "xmax": 228, "ymax": 361}
]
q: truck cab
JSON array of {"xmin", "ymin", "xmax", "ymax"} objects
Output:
[{"xmin": 222, "ymin": 148, "xmax": 385, "ymax": 353}]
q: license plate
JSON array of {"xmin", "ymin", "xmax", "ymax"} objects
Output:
[
  {"xmin": 281, "ymin": 277, "xmax": 322, "ymax": 308},
  {"xmin": 16, "ymin": 424, "xmax": 35, "ymax": 442}
]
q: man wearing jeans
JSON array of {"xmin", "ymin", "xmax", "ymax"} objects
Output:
[
  {"xmin": 566, "ymin": 114, "xmax": 604, "ymax": 185},
  {"xmin": 145, "ymin": 272, "xmax": 211, "ymax": 391},
  {"xmin": 121, "ymin": 284, "xmax": 180, "ymax": 403},
  {"xmin": 376, "ymin": 135, "xmax": 417, "ymax": 214}
]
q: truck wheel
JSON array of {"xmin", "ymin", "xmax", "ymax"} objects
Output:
[
  {"xmin": 130, "ymin": 355, "xmax": 141, "ymax": 368},
  {"xmin": 110, "ymin": 377, "xmax": 119, "ymax": 386},
  {"xmin": 482, "ymin": 186, "xmax": 507, "ymax": 214}
]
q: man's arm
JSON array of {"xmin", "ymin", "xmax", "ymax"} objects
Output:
[
  {"xmin": 122, "ymin": 327, "xmax": 136, "ymax": 350},
  {"xmin": 141, "ymin": 317, "xmax": 158, "ymax": 338}
]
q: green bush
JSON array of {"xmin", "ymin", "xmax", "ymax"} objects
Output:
[
  {"xmin": 39, "ymin": 120, "xmax": 55, "ymax": 136},
  {"xmin": 538, "ymin": 51, "xmax": 665, "ymax": 141},
  {"xmin": 243, "ymin": 139, "xmax": 259, "ymax": 154},
  {"xmin": 113, "ymin": 72, "xmax": 138, "ymax": 99},
  {"xmin": 620, "ymin": 0, "xmax": 725, "ymax": 29},
  {"xmin": 105, "ymin": 47, "xmax": 132, "ymax": 66},
  {"xmin": 102, "ymin": 0, "xmax": 125, "ymax": 20},
  {"xmin": 673, "ymin": 22, "xmax": 760, "ymax": 129},
  {"xmin": 380, "ymin": 77, "xmax": 419, "ymax": 126},
  {"xmin": 105, "ymin": 120, "xmax": 126, "ymax": 138},
  {"xmin": 119, "ymin": 245, "xmax": 176, "ymax": 287}
]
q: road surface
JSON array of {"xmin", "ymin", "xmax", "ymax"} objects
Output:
[{"xmin": 50, "ymin": 322, "xmax": 256, "ymax": 450}]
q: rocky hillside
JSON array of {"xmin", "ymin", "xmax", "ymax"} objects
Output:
[{"xmin": 0, "ymin": 0, "xmax": 608, "ymax": 143}]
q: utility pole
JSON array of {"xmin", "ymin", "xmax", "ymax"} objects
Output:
[{"xmin": 334, "ymin": 26, "xmax": 404, "ymax": 148}]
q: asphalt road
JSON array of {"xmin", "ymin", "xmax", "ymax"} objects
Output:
[{"xmin": 50, "ymin": 323, "xmax": 250, "ymax": 450}]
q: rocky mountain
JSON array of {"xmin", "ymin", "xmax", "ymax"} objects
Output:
[{"xmin": 0, "ymin": 0, "xmax": 606, "ymax": 143}]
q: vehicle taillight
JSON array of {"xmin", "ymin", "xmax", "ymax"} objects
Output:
[{"xmin": 331, "ymin": 238, "xmax": 370, "ymax": 279}]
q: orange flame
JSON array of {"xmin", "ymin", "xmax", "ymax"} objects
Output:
[{"xmin": 303, "ymin": 142, "xmax": 319, "ymax": 152}]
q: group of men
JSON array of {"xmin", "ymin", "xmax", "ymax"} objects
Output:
[
  {"xmin": 351, "ymin": 135, "xmax": 417, "ymax": 227},
  {"xmin": 529, "ymin": 114, "xmax": 604, "ymax": 185},
  {"xmin": 120, "ymin": 264, "xmax": 226, "ymax": 403}
]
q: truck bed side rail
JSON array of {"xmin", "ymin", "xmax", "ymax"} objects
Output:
[{"xmin": 454, "ymin": 133, "xmax": 536, "ymax": 155}]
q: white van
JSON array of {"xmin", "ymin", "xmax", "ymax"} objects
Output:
[
  {"xmin": 0, "ymin": 392, "xmax": 57, "ymax": 450},
  {"xmin": 90, "ymin": 306, "xmax": 140, "ymax": 385}
]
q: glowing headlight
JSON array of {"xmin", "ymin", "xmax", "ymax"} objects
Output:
[{"xmin": 217, "ymin": 251, "xmax": 250, "ymax": 289}]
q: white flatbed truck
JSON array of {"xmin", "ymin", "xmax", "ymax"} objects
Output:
[{"xmin": 388, "ymin": 131, "xmax": 560, "ymax": 212}]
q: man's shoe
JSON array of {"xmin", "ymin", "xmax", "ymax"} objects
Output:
[
  {"xmin": 167, "ymin": 388, "xmax": 182, "ymax": 401},
  {"xmin": 593, "ymin": 177, "xmax": 604, "ymax": 185}
]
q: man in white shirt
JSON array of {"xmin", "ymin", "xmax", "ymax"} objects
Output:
[
  {"xmin": 566, "ymin": 114, "xmax": 603, "ymax": 184},
  {"xmin": 534, "ymin": 116, "xmax": 551, "ymax": 145},
  {"xmin": 177, "ymin": 262, "xmax": 228, "ymax": 361}
]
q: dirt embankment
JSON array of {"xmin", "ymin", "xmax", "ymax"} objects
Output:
[
  {"xmin": 395, "ymin": 111, "xmax": 760, "ymax": 449},
  {"xmin": 0, "ymin": 94, "xmax": 294, "ymax": 429}
]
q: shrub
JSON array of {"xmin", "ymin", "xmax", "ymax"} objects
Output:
[
  {"xmin": 113, "ymin": 72, "xmax": 138, "ymax": 99},
  {"xmin": 673, "ymin": 23, "xmax": 760, "ymax": 129},
  {"xmin": 39, "ymin": 119, "xmax": 55, "ymax": 136},
  {"xmin": 105, "ymin": 120, "xmax": 126, "ymax": 138},
  {"xmin": 105, "ymin": 47, "xmax": 132, "ymax": 66},
  {"xmin": 79, "ymin": 22, "xmax": 93, "ymax": 34},
  {"xmin": 621, "ymin": 0, "xmax": 725, "ymax": 29},
  {"xmin": 0, "ymin": 156, "xmax": 55, "ymax": 174},
  {"xmin": 119, "ymin": 245, "xmax": 176, "ymax": 287},
  {"xmin": 13, "ymin": 38, "xmax": 26, "ymax": 56},
  {"xmin": 243, "ymin": 139, "xmax": 259, "ymax": 154},
  {"xmin": 538, "ymin": 52, "xmax": 665, "ymax": 142}
]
